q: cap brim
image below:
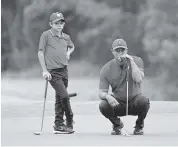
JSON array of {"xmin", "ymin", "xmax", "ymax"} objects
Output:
[
  {"xmin": 112, "ymin": 46, "xmax": 127, "ymax": 50},
  {"xmin": 52, "ymin": 18, "xmax": 65, "ymax": 22}
]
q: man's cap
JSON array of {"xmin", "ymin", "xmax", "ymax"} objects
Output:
[
  {"xmin": 112, "ymin": 39, "xmax": 128, "ymax": 50},
  {"xmin": 50, "ymin": 12, "xmax": 65, "ymax": 22}
]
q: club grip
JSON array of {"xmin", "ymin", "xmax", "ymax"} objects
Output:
[{"xmin": 69, "ymin": 93, "xmax": 77, "ymax": 97}]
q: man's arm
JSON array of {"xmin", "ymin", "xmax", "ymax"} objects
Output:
[
  {"xmin": 99, "ymin": 68, "xmax": 109, "ymax": 100},
  {"xmin": 99, "ymin": 68, "xmax": 119, "ymax": 107},
  {"xmin": 128, "ymin": 56, "xmax": 144, "ymax": 83}
]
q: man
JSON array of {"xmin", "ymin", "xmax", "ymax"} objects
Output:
[
  {"xmin": 99, "ymin": 39, "xmax": 150, "ymax": 135},
  {"xmin": 38, "ymin": 12, "xmax": 75, "ymax": 134}
]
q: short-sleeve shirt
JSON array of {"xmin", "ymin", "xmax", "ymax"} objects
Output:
[
  {"xmin": 38, "ymin": 29, "xmax": 74, "ymax": 70},
  {"xmin": 99, "ymin": 56, "xmax": 144, "ymax": 102}
]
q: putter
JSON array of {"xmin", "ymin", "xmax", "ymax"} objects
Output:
[
  {"xmin": 126, "ymin": 63, "xmax": 129, "ymax": 117},
  {"xmin": 121, "ymin": 61, "xmax": 131, "ymax": 137},
  {"xmin": 34, "ymin": 79, "xmax": 77, "ymax": 135},
  {"xmin": 34, "ymin": 79, "xmax": 48, "ymax": 135}
]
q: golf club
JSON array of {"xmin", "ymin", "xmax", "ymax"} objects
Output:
[
  {"xmin": 126, "ymin": 63, "xmax": 129, "ymax": 116},
  {"xmin": 34, "ymin": 80, "xmax": 77, "ymax": 135},
  {"xmin": 121, "ymin": 61, "xmax": 131, "ymax": 137},
  {"xmin": 34, "ymin": 79, "xmax": 48, "ymax": 135}
]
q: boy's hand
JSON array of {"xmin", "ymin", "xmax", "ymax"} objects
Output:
[
  {"xmin": 42, "ymin": 71, "xmax": 52, "ymax": 80},
  {"xmin": 66, "ymin": 51, "xmax": 70, "ymax": 60}
]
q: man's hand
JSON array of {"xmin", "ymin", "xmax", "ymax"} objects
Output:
[
  {"xmin": 125, "ymin": 54, "xmax": 134, "ymax": 61},
  {"xmin": 106, "ymin": 95, "xmax": 119, "ymax": 108},
  {"xmin": 42, "ymin": 71, "xmax": 52, "ymax": 80},
  {"xmin": 66, "ymin": 51, "xmax": 70, "ymax": 60}
]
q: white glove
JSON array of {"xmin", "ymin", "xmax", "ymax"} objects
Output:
[{"xmin": 42, "ymin": 71, "xmax": 52, "ymax": 80}]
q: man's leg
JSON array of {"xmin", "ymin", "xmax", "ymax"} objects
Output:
[
  {"xmin": 99, "ymin": 100, "xmax": 125, "ymax": 135},
  {"xmin": 129, "ymin": 94, "xmax": 150, "ymax": 134}
]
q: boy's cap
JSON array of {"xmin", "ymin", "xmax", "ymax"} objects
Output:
[
  {"xmin": 50, "ymin": 12, "xmax": 65, "ymax": 22},
  {"xmin": 112, "ymin": 39, "xmax": 128, "ymax": 50}
]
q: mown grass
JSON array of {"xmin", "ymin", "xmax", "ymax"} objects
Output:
[{"xmin": 1, "ymin": 77, "xmax": 165, "ymax": 102}]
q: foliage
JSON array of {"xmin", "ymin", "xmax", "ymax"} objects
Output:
[{"xmin": 1, "ymin": 0, "xmax": 178, "ymax": 100}]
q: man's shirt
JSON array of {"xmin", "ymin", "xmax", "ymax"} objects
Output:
[
  {"xmin": 39, "ymin": 29, "xmax": 74, "ymax": 70},
  {"xmin": 99, "ymin": 56, "xmax": 144, "ymax": 102}
]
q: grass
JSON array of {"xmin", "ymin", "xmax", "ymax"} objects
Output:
[{"xmin": 1, "ymin": 77, "xmax": 169, "ymax": 102}]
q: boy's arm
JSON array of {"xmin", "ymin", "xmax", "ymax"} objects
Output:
[
  {"xmin": 67, "ymin": 36, "xmax": 75, "ymax": 54},
  {"xmin": 38, "ymin": 32, "xmax": 51, "ymax": 80}
]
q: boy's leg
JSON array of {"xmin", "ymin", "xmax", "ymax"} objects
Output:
[
  {"xmin": 49, "ymin": 68, "xmax": 73, "ymax": 133},
  {"xmin": 61, "ymin": 68, "xmax": 74, "ymax": 129},
  {"xmin": 54, "ymin": 93, "xmax": 65, "ymax": 125}
]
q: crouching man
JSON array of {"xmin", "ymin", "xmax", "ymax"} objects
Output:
[{"xmin": 99, "ymin": 39, "xmax": 150, "ymax": 135}]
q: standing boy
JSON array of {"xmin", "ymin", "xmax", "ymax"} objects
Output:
[{"xmin": 38, "ymin": 12, "xmax": 75, "ymax": 133}]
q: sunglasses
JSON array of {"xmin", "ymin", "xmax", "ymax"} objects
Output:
[{"xmin": 54, "ymin": 20, "xmax": 65, "ymax": 25}]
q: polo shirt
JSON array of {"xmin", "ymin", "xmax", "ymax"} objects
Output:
[
  {"xmin": 99, "ymin": 56, "xmax": 144, "ymax": 102},
  {"xmin": 39, "ymin": 29, "xmax": 74, "ymax": 70}
]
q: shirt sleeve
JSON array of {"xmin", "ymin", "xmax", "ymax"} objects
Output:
[
  {"xmin": 134, "ymin": 57, "xmax": 144, "ymax": 72},
  {"xmin": 99, "ymin": 67, "xmax": 109, "ymax": 91},
  {"xmin": 67, "ymin": 36, "xmax": 74, "ymax": 48},
  {"xmin": 39, "ymin": 32, "xmax": 47, "ymax": 52}
]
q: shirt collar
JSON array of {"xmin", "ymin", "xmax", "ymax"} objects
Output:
[{"xmin": 50, "ymin": 29, "xmax": 64, "ymax": 38}]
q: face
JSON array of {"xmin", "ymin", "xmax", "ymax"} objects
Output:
[
  {"xmin": 50, "ymin": 19, "xmax": 65, "ymax": 32},
  {"xmin": 111, "ymin": 48, "xmax": 127, "ymax": 59}
]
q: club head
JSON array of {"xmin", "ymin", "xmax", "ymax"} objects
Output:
[
  {"xmin": 34, "ymin": 132, "xmax": 42, "ymax": 135},
  {"xmin": 121, "ymin": 129, "xmax": 131, "ymax": 137}
]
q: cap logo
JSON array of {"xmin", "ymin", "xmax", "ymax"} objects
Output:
[
  {"xmin": 118, "ymin": 40, "xmax": 122, "ymax": 44},
  {"xmin": 57, "ymin": 13, "xmax": 61, "ymax": 17}
]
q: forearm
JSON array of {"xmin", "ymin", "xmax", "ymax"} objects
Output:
[
  {"xmin": 38, "ymin": 51, "xmax": 47, "ymax": 72},
  {"xmin": 99, "ymin": 90, "xmax": 112, "ymax": 101},
  {"xmin": 130, "ymin": 60, "xmax": 144, "ymax": 83}
]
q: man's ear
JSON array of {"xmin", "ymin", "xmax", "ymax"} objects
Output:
[
  {"xmin": 124, "ymin": 49, "xmax": 128, "ymax": 54},
  {"xmin": 49, "ymin": 22, "xmax": 52, "ymax": 27}
]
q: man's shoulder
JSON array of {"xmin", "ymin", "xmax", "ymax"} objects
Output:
[
  {"xmin": 132, "ymin": 55, "xmax": 142, "ymax": 62},
  {"xmin": 100, "ymin": 59, "xmax": 115, "ymax": 74}
]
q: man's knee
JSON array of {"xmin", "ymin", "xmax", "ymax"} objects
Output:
[
  {"xmin": 99, "ymin": 100, "xmax": 112, "ymax": 117},
  {"xmin": 135, "ymin": 94, "xmax": 150, "ymax": 111}
]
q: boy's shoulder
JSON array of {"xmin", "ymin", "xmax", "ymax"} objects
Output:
[
  {"xmin": 63, "ymin": 32, "xmax": 70, "ymax": 39},
  {"xmin": 41, "ymin": 30, "xmax": 50, "ymax": 37}
]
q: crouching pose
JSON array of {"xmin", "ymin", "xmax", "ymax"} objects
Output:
[{"xmin": 99, "ymin": 39, "xmax": 150, "ymax": 135}]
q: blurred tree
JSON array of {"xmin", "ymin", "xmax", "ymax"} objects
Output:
[
  {"xmin": 1, "ymin": 0, "xmax": 147, "ymax": 71},
  {"xmin": 138, "ymin": 0, "xmax": 178, "ymax": 100},
  {"xmin": 94, "ymin": 0, "xmax": 146, "ymax": 14},
  {"xmin": 1, "ymin": 0, "xmax": 31, "ymax": 71},
  {"xmin": 1, "ymin": 0, "xmax": 178, "ymax": 100}
]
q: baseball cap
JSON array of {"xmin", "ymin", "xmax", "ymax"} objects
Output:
[
  {"xmin": 50, "ymin": 12, "xmax": 65, "ymax": 22},
  {"xmin": 112, "ymin": 39, "xmax": 128, "ymax": 50}
]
